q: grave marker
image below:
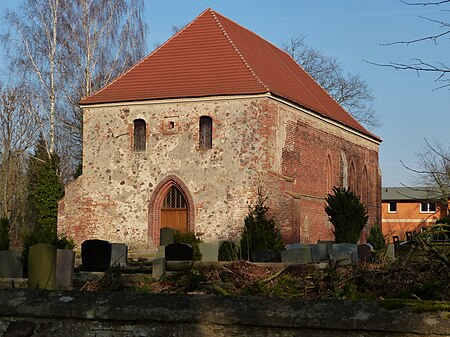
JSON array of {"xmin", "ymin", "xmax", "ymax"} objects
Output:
[
  {"xmin": 81, "ymin": 239, "xmax": 112, "ymax": 271},
  {"xmin": 165, "ymin": 243, "xmax": 193, "ymax": 261},
  {"xmin": 28, "ymin": 243, "xmax": 57, "ymax": 290}
]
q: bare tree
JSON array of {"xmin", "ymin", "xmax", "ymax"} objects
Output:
[
  {"xmin": 368, "ymin": 1, "xmax": 450, "ymax": 89},
  {"xmin": 401, "ymin": 139, "xmax": 450, "ymax": 215},
  {"xmin": 2, "ymin": 0, "xmax": 147, "ymax": 180},
  {"xmin": 3, "ymin": 0, "xmax": 62, "ymax": 157},
  {"xmin": 0, "ymin": 82, "xmax": 38, "ymax": 247},
  {"xmin": 283, "ymin": 36, "xmax": 380, "ymax": 130},
  {"xmin": 58, "ymin": 0, "xmax": 147, "ymax": 172}
]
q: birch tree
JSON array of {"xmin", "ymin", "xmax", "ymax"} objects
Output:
[
  {"xmin": 59, "ymin": 0, "xmax": 147, "ymax": 168},
  {"xmin": 3, "ymin": 0, "xmax": 61, "ymax": 156}
]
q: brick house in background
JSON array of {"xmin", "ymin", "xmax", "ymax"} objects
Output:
[
  {"xmin": 382, "ymin": 187, "xmax": 448, "ymax": 242},
  {"xmin": 57, "ymin": 9, "xmax": 382, "ymax": 252}
]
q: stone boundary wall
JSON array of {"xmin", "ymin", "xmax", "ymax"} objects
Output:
[{"xmin": 0, "ymin": 289, "xmax": 449, "ymax": 336}]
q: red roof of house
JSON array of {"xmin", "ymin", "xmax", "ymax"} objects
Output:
[{"xmin": 80, "ymin": 8, "xmax": 378, "ymax": 140}]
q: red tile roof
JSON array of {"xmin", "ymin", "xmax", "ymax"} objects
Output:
[{"xmin": 80, "ymin": 8, "xmax": 378, "ymax": 140}]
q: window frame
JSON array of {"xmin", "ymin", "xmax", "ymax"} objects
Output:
[
  {"xmin": 420, "ymin": 201, "xmax": 436, "ymax": 213},
  {"xmin": 133, "ymin": 119, "xmax": 146, "ymax": 152},
  {"xmin": 388, "ymin": 201, "xmax": 397, "ymax": 213},
  {"xmin": 199, "ymin": 116, "xmax": 213, "ymax": 150}
]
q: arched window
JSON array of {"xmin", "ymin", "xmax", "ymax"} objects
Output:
[
  {"xmin": 361, "ymin": 166, "xmax": 369, "ymax": 207},
  {"xmin": 133, "ymin": 119, "xmax": 146, "ymax": 151},
  {"xmin": 325, "ymin": 155, "xmax": 333, "ymax": 194},
  {"xmin": 199, "ymin": 116, "xmax": 212, "ymax": 149},
  {"xmin": 349, "ymin": 161, "xmax": 356, "ymax": 193}
]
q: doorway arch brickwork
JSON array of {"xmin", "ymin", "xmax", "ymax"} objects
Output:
[{"xmin": 148, "ymin": 175, "xmax": 195, "ymax": 245}]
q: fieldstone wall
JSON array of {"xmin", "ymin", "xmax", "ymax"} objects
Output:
[
  {"xmin": 58, "ymin": 95, "xmax": 380, "ymax": 252},
  {"xmin": 1, "ymin": 289, "xmax": 448, "ymax": 337}
]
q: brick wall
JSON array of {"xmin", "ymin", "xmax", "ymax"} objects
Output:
[{"xmin": 58, "ymin": 95, "xmax": 381, "ymax": 251}]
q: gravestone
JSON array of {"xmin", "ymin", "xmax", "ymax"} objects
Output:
[
  {"xmin": 357, "ymin": 244, "xmax": 372, "ymax": 263},
  {"xmin": 281, "ymin": 247, "xmax": 312, "ymax": 264},
  {"xmin": 199, "ymin": 243, "xmax": 219, "ymax": 262},
  {"xmin": 331, "ymin": 243, "xmax": 358, "ymax": 264},
  {"xmin": 152, "ymin": 257, "xmax": 166, "ymax": 279},
  {"xmin": 251, "ymin": 249, "xmax": 281, "ymax": 262},
  {"xmin": 81, "ymin": 239, "xmax": 112, "ymax": 271},
  {"xmin": 0, "ymin": 250, "xmax": 23, "ymax": 278},
  {"xmin": 285, "ymin": 243, "xmax": 301, "ymax": 250},
  {"xmin": 393, "ymin": 236, "xmax": 400, "ymax": 258},
  {"xmin": 300, "ymin": 244, "xmax": 328, "ymax": 261},
  {"xmin": 156, "ymin": 246, "xmax": 166, "ymax": 258},
  {"xmin": 110, "ymin": 243, "xmax": 128, "ymax": 267},
  {"xmin": 317, "ymin": 240, "xmax": 334, "ymax": 256},
  {"xmin": 386, "ymin": 244, "xmax": 396, "ymax": 260},
  {"xmin": 165, "ymin": 243, "xmax": 193, "ymax": 261},
  {"xmin": 160, "ymin": 227, "xmax": 175, "ymax": 246},
  {"xmin": 28, "ymin": 243, "xmax": 57, "ymax": 290},
  {"xmin": 56, "ymin": 249, "xmax": 75, "ymax": 290}
]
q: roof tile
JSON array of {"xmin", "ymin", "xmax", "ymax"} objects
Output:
[{"xmin": 81, "ymin": 8, "xmax": 378, "ymax": 140}]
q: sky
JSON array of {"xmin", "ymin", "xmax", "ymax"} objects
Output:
[{"xmin": 1, "ymin": 0, "xmax": 449, "ymax": 187}]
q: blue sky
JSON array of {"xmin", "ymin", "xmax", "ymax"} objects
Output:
[{"xmin": 1, "ymin": 1, "xmax": 449, "ymax": 187}]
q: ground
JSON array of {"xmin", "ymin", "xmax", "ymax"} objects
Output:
[{"xmin": 76, "ymin": 259, "xmax": 450, "ymax": 302}]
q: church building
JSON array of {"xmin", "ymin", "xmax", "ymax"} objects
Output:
[{"xmin": 58, "ymin": 9, "xmax": 382, "ymax": 252}]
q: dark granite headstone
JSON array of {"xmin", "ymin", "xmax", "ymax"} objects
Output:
[
  {"xmin": 393, "ymin": 236, "xmax": 400, "ymax": 258},
  {"xmin": 165, "ymin": 243, "xmax": 193, "ymax": 261},
  {"xmin": 357, "ymin": 244, "xmax": 372, "ymax": 263},
  {"xmin": 81, "ymin": 239, "xmax": 112, "ymax": 271},
  {"xmin": 251, "ymin": 249, "xmax": 281, "ymax": 262}
]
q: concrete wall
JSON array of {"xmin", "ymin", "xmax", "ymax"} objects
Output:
[
  {"xmin": 1, "ymin": 289, "xmax": 448, "ymax": 337},
  {"xmin": 58, "ymin": 95, "xmax": 380, "ymax": 252}
]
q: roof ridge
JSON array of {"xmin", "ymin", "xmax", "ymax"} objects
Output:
[
  {"xmin": 80, "ymin": 9, "xmax": 211, "ymax": 103},
  {"xmin": 209, "ymin": 9, "xmax": 270, "ymax": 92}
]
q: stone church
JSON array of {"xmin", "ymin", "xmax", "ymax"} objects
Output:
[{"xmin": 58, "ymin": 9, "xmax": 382, "ymax": 252}]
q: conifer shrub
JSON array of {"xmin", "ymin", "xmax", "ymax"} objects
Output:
[
  {"xmin": 325, "ymin": 187, "xmax": 368, "ymax": 244},
  {"xmin": 240, "ymin": 188, "xmax": 284, "ymax": 260},
  {"xmin": 367, "ymin": 224, "xmax": 386, "ymax": 251},
  {"xmin": 218, "ymin": 240, "xmax": 240, "ymax": 261}
]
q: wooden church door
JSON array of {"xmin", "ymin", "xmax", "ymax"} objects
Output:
[{"xmin": 161, "ymin": 186, "xmax": 188, "ymax": 232}]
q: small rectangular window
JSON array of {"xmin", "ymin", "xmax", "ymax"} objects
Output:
[
  {"xmin": 133, "ymin": 119, "xmax": 146, "ymax": 151},
  {"xmin": 199, "ymin": 116, "xmax": 212, "ymax": 149},
  {"xmin": 388, "ymin": 202, "xmax": 397, "ymax": 213},
  {"xmin": 420, "ymin": 202, "xmax": 436, "ymax": 213}
]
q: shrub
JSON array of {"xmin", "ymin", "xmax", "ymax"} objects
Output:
[
  {"xmin": 367, "ymin": 224, "xmax": 386, "ymax": 251},
  {"xmin": 325, "ymin": 187, "xmax": 368, "ymax": 244},
  {"xmin": 0, "ymin": 218, "xmax": 10, "ymax": 250},
  {"xmin": 240, "ymin": 187, "xmax": 284, "ymax": 260},
  {"xmin": 174, "ymin": 230, "xmax": 202, "ymax": 261},
  {"xmin": 218, "ymin": 240, "xmax": 240, "ymax": 261}
]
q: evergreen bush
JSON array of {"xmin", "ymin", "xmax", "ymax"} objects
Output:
[
  {"xmin": 240, "ymin": 188, "xmax": 284, "ymax": 260},
  {"xmin": 218, "ymin": 240, "xmax": 240, "ymax": 261},
  {"xmin": 325, "ymin": 187, "xmax": 368, "ymax": 244},
  {"xmin": 367, "ymin": 224, "xmax": 386, "ymax": 251}
]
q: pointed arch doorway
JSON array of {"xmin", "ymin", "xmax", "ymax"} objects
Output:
[
  {"xmin": 161, "ymin": 186, "xmax": 188, "ymax": 232},
  {"xmin": 148, "ymin": 175, "xmax": 195, "ymax": 245}
]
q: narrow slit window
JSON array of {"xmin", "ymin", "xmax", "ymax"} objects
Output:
[
  {"xmin": 134, "ymin": 119, "xmax": 146, "ymax": 151},
  {"xmin": 199, "ymin": 116, "xmax": 212, "ymax": 149}
]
